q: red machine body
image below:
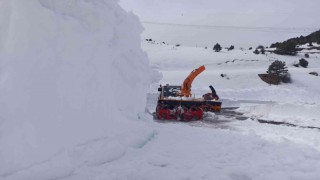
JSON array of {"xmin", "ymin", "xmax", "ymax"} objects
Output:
[{"xmin": 155, "ymin": 66, "xmax": 222, "ymax": 121}]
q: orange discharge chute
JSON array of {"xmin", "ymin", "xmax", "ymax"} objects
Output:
[{"xmin": 180, "ymin": 65, "xmax": 205, "ymax": 97}]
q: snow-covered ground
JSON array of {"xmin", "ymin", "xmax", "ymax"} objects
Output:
[
  {"xmin": 1, "ymin": 1, "xmax": 320, "ymax": 180},
  {"xmin": 145, "ymin": 41, "xmax": 320, "ymax": 148},
  {"xmin": 144, "ymin": 41, "xmax": 320, "ymax": 179}
]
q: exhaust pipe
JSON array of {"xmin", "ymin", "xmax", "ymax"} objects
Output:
[{"xmin": 209, "ymin": 85, "xmax": 219, "ymax": 100}]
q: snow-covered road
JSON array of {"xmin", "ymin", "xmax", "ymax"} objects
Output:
[{"xmin": 147, "ymin": 92, "xmax": 320, "ymax": 151}]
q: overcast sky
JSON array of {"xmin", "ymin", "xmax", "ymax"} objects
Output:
[{"xmin": 119, "ymin": 0, "xmax": 320, "ymax": 47}]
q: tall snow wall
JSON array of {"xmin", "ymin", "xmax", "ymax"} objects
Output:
[{"xmin": 0, "ymin": 0, "xmax": 152, "ymax": 175}]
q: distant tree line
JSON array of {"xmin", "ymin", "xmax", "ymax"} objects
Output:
[
  {"xmin": 273, "ymin": 42, "xmax": 298, "ymax": 56},
  {"xmin": 270, "ymin": 30, "xmax": 320, "ymax": 55}
]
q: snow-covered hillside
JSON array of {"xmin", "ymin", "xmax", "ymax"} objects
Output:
[
  {"xmin": 145, "ymin": 40, "xmax": 320, "ymax": 149},
  {"xmin": 1, "ymin": 1, "xmax": 320, "ymax": 180},
  {"xmin": 145, "ymin": 41, "xmax": 320, "ymax": 104},
  {"xmin": 120, "ymin": 0, "xmax": 320, "ymax": 48}
]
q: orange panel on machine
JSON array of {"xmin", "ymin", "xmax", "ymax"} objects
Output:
[{"xmin": 180, "ymin": 65, "xmax": 206, "ymax": 97}]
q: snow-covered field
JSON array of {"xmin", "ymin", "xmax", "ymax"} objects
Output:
[
  {"xmin": 144, "ymin": 41, "xmax": 320, "ymax": 179},
  {"xmin": 1, "ymin": 1, "xmax": 320, "ymax": 180},
  {"xmin": 145, "ymin": 41, "xmax": 320, "ymax": 146}
]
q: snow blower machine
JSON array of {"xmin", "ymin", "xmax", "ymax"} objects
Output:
[{"xmin": 155, "ymin": 65, "xmax": 222, "ymax": 121}]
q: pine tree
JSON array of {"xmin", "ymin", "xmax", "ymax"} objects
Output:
[
  {"xmin": 299, "ymin": 58, "xmax": 308, "ymax": 68},
  {"xmin": 267, "ymin": 60, "xmax": 288, "ymax": 77},
  {"xmin": 256, "ymin": 45, "xmax": 265, "ymax": 54},
  {"xmin": 253, "ymin": 49, "xmax": 259, "ymax": 54},
  {"xmin": 305, "ymin": 53, "xmax": 309, "ymax": 58},
  {"xmin": 267, "ymin": 60, "xmax": 291, "ymax": 83},
  {"xmin": 257, "ymin": 45, "xmax": 265, "ymax": 49},
  {"xmin": 228, "ymin": 45, "xmax": 234, "ymax": 51},
  {"xmin": 213, "ymin": 43, "xmax": 222, "ymax": 52},
  {"xmin": 274, "ymin": 42, "xmax": 297, "ymax": 55}
]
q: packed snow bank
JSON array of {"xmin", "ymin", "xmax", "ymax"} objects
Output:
[{"xmin": 0, "ymin": 0, "xmax": 152, "ymax": 176}]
